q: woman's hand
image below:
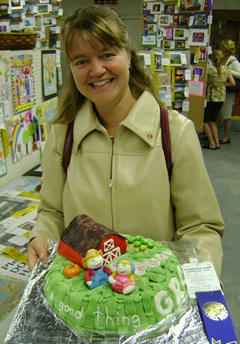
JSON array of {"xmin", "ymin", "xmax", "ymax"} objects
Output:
[{"xmin": 27, "ymin": 237, "xmax": 48, "ymax": 272}]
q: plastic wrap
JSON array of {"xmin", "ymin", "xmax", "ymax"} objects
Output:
[{"xmin": 4, "ymin": 239, "xmax": 209, "ymax": 344}]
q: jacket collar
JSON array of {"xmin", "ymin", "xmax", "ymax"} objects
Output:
[
  {"xmin": 73, "ymin": 91, "xmax": 160, "ymax": 148},
  {"xmin": 121, "ymin": 91, "xmax": 160, "ymax": 147}
]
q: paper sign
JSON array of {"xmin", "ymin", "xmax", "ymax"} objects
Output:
[{"xmin": 182, "ymin": 261, "xmax": 222, "ymax": 299}]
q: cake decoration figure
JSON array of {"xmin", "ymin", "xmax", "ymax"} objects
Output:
[
  {"xmin": 82, "ymin": 249, "xmax": 112, "ymax": 289},
  {"xmin": 63, "ymin": 263, "xmax": 80, "ymax": 278},
  {"xmin": 108, "ymin": 259, "xmax": 136, "ymax": 294}
]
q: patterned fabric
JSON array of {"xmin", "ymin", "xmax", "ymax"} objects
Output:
[{"xmin": 206, "ymin": 65, "xmax": 229, "ymax": 102}]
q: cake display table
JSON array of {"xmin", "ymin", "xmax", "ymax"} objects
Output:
[{"xmin": 4, "ymin": 240, "xmax": 209, "ymax": 344}]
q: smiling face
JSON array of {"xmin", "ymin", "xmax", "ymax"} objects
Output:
[
  {"xmin": 87, "ymin": 254, "xmax": 103, "ymax": 270},
  {"xmin": 69, "ymin": 31, "xmax": 132, "ymax": 113},
  {"xmin": 116, "ymin": 262, "xmax": 132, "ymax": 276}
]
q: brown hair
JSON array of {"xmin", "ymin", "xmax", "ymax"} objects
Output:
[
  {"xmin": 52, "ymin": 5, "xmax": 163, "ymax": 124},
  {"xmin": 211, "ymin": 50, "xmax": 223, "ymax": 75},
  {"xmin": 220, "ymin": 39, "xmax": 236, "ymax": 57}
]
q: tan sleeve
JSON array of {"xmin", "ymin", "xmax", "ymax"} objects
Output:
[
  {"xmin": 28, "ymin": 124, "xmax": 68, "ymax": 241},
  {"xmin": 168, "ymin": 111, "xmax": 224, "ymax": 278}
]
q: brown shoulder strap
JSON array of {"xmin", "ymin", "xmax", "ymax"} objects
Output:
[
  {"xmin": 62, "ymin": 120, "xmax": 74, "ymax": 174},
  {"xmin": 160, "ymin": 107, "xmax": 172, "ymax": 179},
  {"xmin": 62, "ymin": 110, "xmax": 172, "ymax": 178}
]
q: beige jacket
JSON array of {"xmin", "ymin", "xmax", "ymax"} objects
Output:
[{"xmin": 30, "ymin": 91, "xmax": 224, "ymax": 277}]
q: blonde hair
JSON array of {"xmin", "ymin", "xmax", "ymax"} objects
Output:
[
  {"xmin": 220, "ymin": 39, "xmax": 236, "ymax": 56},
  {"xmin": 211, "ymin": 50, "xmax": 223, "ymax": 75},
  {"xmin": 53, "ymin": 5, "xmax": 163, "ymax": 124}
]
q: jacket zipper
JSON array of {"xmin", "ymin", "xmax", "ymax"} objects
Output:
[
  {"xmin": 109, "ymin": 126, "xmax": 120, "ymax": 231},
  {"xmin": 109, "ymin": 136, "xmax": 114, "ymax": 230},
  {"xmin": 97, "ymin": 125, "xmax": 117, "ymax": 230}
]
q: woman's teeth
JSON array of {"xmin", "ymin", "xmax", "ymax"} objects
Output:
[{"xmin": 93, "ymin": 79, "xmax": 111, "ymax": 87}]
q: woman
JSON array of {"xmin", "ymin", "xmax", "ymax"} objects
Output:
[
  {"xmin": 219, "ymin": 39, "xmax": 240, "ymax": 144},
  {"xmin": 202, "ymin": 49, "xmax": 235, "ymax": 150},
  {"xmin": 27, "ymin": 6, "xmax": 224, "ymax": 278}
]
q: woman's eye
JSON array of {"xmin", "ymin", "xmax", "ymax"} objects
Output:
[
  {"xmin": 104, "ymin": 53, "xmax": 114, "ymax": 58},
  {"xmin": 76, "ymin": 60, "xmax": 87, "ymax": 66}
]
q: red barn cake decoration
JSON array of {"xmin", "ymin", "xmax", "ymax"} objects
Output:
[{"xmin": 58, "ymin": 214, "xmax": 127, "ymax": 269}]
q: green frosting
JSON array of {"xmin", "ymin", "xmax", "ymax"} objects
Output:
[{"xmin": 44, "ymin": 236, "xmax": 188, "ymax": 337}]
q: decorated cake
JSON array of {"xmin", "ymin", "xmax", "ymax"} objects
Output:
[{"xmin": 44, "ymin": 215, "xmax": 189, "ymax": 338}]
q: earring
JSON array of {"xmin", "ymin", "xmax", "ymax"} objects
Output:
[{"xmin": 129, "ymin": 65, "xmax": 132, "ymax": 72}]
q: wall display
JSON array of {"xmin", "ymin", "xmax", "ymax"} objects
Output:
[
  {"xmin": 146, "ymin": 23, "xmax": 157, "ymax": 33},
  {"xmin": 142, "ymin": 0, "xmax": 212, "ymax": 130},
  {"xmin": 0, "ymin": 52, "xmax": 10, "ymax": 103},
  {"xmin": 0, "ymin": 4, "xmax": 9, "ymax": 20},
  {"xmin": 25, "ymin": 0, "xmax": 37, "ymax": 3},
  {"xmin": 166, "ymin": 27, "xmax": 173, "ymax": 40},
  {"xmin": 0, "ymin": 21, "xmax": 9, "ymax": 32},
  {"xmin": 154, "ymin": 52, "xmax": 163, "ymax": 71},
  {"xmin": 9, "ymin": 12, "xmax": 22, "ymax": 23},
  {"xmin": 174, "ymin": 68, "xmax": 186, "ymax": 84},
  {"xmin": 173, "ymin": 100, "xmax": 183, "ymax": 112},
  {"xmin": 177, "ymin": 14, "xmax": 190, "ymax": 26},
  {"xmin": 52, "ymin": 5, "xmax": 59, "ymax": 18},
  {"xmin": 11, "ymin": 54, "xmax": 36, "ymax": 114},
  {"xmin": 158, "ymin": 15, "xmax": 170, "ymax": 26},
  {"xmin": 39, "ymin": 39, "xmax": 48, "ymax": 48},
  {"xmin": 146, "ymin": 14, "xmax": 155, "ymax": 24},
  {"xmin": 142, "ymin": 34, "xmax": 156, "ymax": 47},
  {"xmin": 158, "ymin": 86, "xmax": 168, "ymax": 105},
  {"xmin": 198, "ymin": 47, "xmax": 207, "ymax": 62},
  {"xmin": 24, "ymin": 17, "xmax": 34, "ymax": 28},
  {"xmin": 173, "ymin": 28, "xmax": 185, "ymax": 40},
  {"xmin": 164, "ymin": 5, "xmax": 175, "ymax": 15},
  {"xmin": 37, "ymin": 4, "xmax": 49, "ymax": 14},
  {"xmin": 0, "ymin": 0, "xmax": 62, "ymax": 50},
  {"xmin": 176, "ymin": 40, "xmax": 186, "ymax": 50},
  {"xmin": 151, "ymin": 3, "xmax": 161, "ymax": 14},
  {"xmin": 192, "ymin": 66, "xmax": 204, "ymax": 77},
  {"xmin": 11, "ymin": 109, "xmax": 40, "ymax": 163},
  {"xmin": 174, "ymin": 86, "xmax": 185, "ymax": 101},
  {"xmin": 49, "ymin": 25, "xmax": 57, "ymax": 48},
  {"xmin": 189, "ymin": 28, "xmax": 208, "ymax": 46},
  {"xmin": 23, "ymin": 5, "xmax": 34, "ymax": 15},
  {"xmin": 34, "ymin": 14, "xmax": 42, "ymax": 27},
  {"xmin": 193, "ymin": 13, "xmax": 208, "ymax": 27},
  {"xmin": 9, "ymin": 0, "xmax": 24, "ymax": 10},
  {"xmin": 180, "ymin": 0, "xmax": 203, "ymax": 11},
  {"xmin": 0, "ymin": 1, "xmax": 62, "ymax": 185},
  {"xmin": 163, "ymin": 40, "xmax": 175, "ymax": 50},
  {"xmin": 0, "ymin": 103, "xmax": 4, "ymax": 126},
  {"xmin": 41, "ymin": 50, "xmax": 57, "ymax": 100},
  {"xmin": 158, "ymin": 73, "xmax": 170, "ymax": 87},
  {"xmin": 169, "ymin": 52, "xmax": 182, "ymax": 66},
  {"xmin": 42, "ymin": 96, "xmax": 58, "ymax": 123},
  {"xmin": 0, "ymin": 130, "xmax": 7, "ymax": 178},
  {"xmin": 189, "ymin": 80, "xmax": 204, "ymax": 97}
]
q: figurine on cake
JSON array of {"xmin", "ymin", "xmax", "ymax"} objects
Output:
[
  {"xmin": 82, "ymin": 249, "xmax": 112, "ymax": 289},
  {"xmin": 108, "ymin": 259, "xmax": 136, "ymax": 294}
]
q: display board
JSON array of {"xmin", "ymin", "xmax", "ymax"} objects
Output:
[
  {"xmin": 0, "ymin": 0, "xmax": 62, "ymax": 49},
  {"xmin": 141, "ymin": 0, "xmax": 213, "ymax": 131},
  {"xmin": 0, "ymin": 49, "xmax": 60, "ymax": 188}
]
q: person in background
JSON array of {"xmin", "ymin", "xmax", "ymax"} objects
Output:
[
  {"xmin": 218, "ymin": 39, "xmax": 240, "ymax": 144},
  {"xmin": 202, "ymin": 50, "xmax": 235, "ymax": 150},
  {"xmin": 27, "ymin": 5, "xmax": 224, "ymax": 279}
]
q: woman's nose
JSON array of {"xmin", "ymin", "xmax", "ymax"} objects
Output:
[{"xmin": 89, "ymin": 59, "xmax": 105, "ymax": 76}]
